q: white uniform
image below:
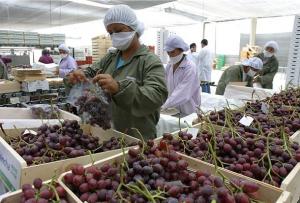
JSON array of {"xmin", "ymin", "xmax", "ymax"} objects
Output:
[
  {"xmin": 186, "ymin": 51, "xmax": 198, "ymax": 66},
  {"xmin": 196, "ymin": 46, "xmax": 213, "ymax": 82}
]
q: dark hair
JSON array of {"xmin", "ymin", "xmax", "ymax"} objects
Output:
[
  {"xmin": 201, "ymin": 39, "xmax": 208, "ymax": 46},
  {"xmin": 190, "ymin": 43, "xmax": 196, "ymax": 49},
  {"xmin": 42, "ymin": 49, "xmax": 49, "ymax": 55}
]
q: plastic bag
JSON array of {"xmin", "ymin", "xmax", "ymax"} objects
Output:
[
  {"xmin": 67, "ymin": 81, "xmax": 112, "ymax": 130},
  {"xmin": 30, "ymin": 104, "xmax": 60, "ymax": 119}
]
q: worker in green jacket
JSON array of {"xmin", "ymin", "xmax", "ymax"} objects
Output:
[
  {"xmin": 66, "ymin": 5, "xmax": 168, "ymax": 139},
  {"xmin": 0, "ymin": 58, "xmax": 8, "ymax": 80},
  {"xmin": 216, "ymin": 57, "xmax": 263, "ymax": 95},
  {"xmin": 254, "ymin": 41, "xmax": 279, "ymax": 89}
]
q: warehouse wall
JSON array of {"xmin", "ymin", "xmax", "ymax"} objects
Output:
[{"xmin": 240, "ymin": 33, "xmax": 292, "ymax": 67}]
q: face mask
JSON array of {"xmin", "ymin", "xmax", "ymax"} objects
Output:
[
  {"xmin": 170, "ymin": 53, "xmax": 184, "ymax": 65},
  {"xmin": 60, "ymin": 54, "xmax": 67, "ymax": 59},
  {"xmin": 247, "ymin": 69, "xmax": 257, "ymax": 77},
  {"xmin": 263, "ymin": 50, "xmax": 273, "ymax": 58},
  {"xmin": 111, "ymin": 31, "xmax": 136, "ymax": 51}
]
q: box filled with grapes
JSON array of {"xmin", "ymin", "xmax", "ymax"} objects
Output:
[
  {"xmin": 0, "ymin": 107, "xmax": 81, "ymax": 129},
  {"xmin": 155, "ymin": 122, "xmax": 300, "ymax": 203},
  {"xmin": 56, "ymin": 145, "xmax": 291, "ymax": 203},
  {"xmin": 0, "ymin": 120, "xmax": 139, "ymax": 192}
]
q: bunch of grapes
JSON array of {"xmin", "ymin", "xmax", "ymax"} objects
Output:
[
  {"xmin": 20, "ymin": 178, "xmax": 68, "ymax": 203},
  {"xmin": 6, "ymin": 120, "xmax": 131, "ymax": 166},
  {"xmin": 160, "ymin": 128, "xmax": 300, "ymax": 187},
  {"xmin": 63, "ymin": 141, "xmax": 261, "ymax": 203},
  {"xmin": 75, "ymin": 86, "xmax": 112, "ymax": 130}
]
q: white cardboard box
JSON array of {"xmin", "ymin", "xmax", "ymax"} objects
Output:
[{"xmin": 21, "ymin": 80, "xmax": 49, "ymax": 92}]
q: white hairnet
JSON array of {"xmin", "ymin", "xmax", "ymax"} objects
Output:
[
  {"xmin": 264, "ymin": 41, "xmax": 279, "ymax": 53},
  {"xmin": 242, "ymin": 57, "xmax": 263, "ymax": 70},
  {"xmin": 164, "ymin": 35, "xmax": 189, "ymax": 52},
  {"xmin": 58, "ymin": 44, "xmax": 70, "ymax": 53},
  {"xmin": 104, "ymin": 4, "xmax": 144, "ymax": 37}
]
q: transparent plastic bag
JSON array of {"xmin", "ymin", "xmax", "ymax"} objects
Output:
[
  {"xmin": 67, "ymin": 81, "xmax": 112, "ymax": 130},
  {"xmin": 30, "ymin": 104, "xmax": 60, "ymax": 119}
]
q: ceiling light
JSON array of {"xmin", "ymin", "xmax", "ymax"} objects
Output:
[
  {"xmin": 67, "ymin": 0, "xmax": 112, "ymax": 9},
  {"xmin": 164, "ymin": 7, "xmax": 207, "ymax": 22}
]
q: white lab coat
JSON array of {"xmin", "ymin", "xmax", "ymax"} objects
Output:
[
  {"xmin": 196, "ymin": 46, "xmax": 213, "ymax": 82},
  {"xmin": 186, "ymin": 51, "xmax": 198, "ymax": 66}
]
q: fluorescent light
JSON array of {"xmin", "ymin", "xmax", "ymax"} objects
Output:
[{"xmin": 67, "ymin": 0, "xmax": 112, "ymax": 9}]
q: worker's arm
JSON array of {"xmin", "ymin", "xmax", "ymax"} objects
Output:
[
  {"xmin": 258, "ymin": 58, "xmax": 279, "ymax": 88},
  {"xmin": 215, "ymin": 70, "xmax": 229, "ymax": 95},
  {"xmin": 112, "ymin": 55, "xmax": 168, "ymax": 117}
]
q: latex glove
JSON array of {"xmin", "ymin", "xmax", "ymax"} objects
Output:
[
  {"xmin": 93, "ymin": 74, "xmax": 119, "ymax": 94},
  {"xmin": 68, "ymin": 69, "xmax": 87, "ymax": 84}
]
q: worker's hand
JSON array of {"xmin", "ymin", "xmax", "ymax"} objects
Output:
[
  {"xmin": 253, "ymin": 75, "xmax": 261, "ymax": 83},
  {"xmin": 68, "ymin": 69, "xmax": 87, "ymax": 84},
  {"xmin": 93, "ymin": 74, "xmax": 119, "ymax": 94}
]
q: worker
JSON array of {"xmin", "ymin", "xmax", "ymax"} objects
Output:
[
  {"xmin": 39, "ymin": 49, "xmax": 54, "ymax": 64},
  {"xmin": 196, "ymin": 39, "xmax": 213, "ymax": 82},
  {"xmin": 66, "ymin": 5, "xmax": 168, "ymax": 139},
  {"xmin": 187, "ymin": 43, "xmax": 198, "ymax": 65},
  {"xmin": 0, "ymin": 58, "xmax": 8, "ymax": 79},
  {"xmin": 58, "ymin": 44, "xmax": 77, "ymax": 78},
  {"xmin": 216, "ymin": 57, "xmax": 263, "ymax": 95},
  {"xmin": 162, "ymin": 35, "xmax": 201, "ymax": 116},
  {"xmin": 254, "ymin": 41, "xmax": 279, "ymax": 89}
]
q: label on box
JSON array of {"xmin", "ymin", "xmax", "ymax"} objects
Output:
[
  {"xmin": 187, "ymin": 128, "xmax": 199, "ymax": 139},
  {"xmin": 9, "ymin": 97, "xmax": 20, "ymax": 104},
  {"xmin": 261, "ymin": 102, "xmax": 269, "ymax": 114},
  {"xmin": 239, "ymin": 115, "xmax": 254, "ymax": 126},
  {"xmin": 0, "ymin": 137, "xmax": 23, "ymax": 191},
  {"xmin": 23, "ymin": 129, "xmax": 37, "ymax": 136}
]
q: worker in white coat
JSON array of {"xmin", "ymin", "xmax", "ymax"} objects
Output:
[
  {"xmin": 187, "ymin": 43, "xmax": 198, "ymax": 65},
  {"xmin": 162, "ymin": 35, "xmax": 201, "ymax": 116},
  {"xmin": 197, "ymin": 39, "xmax": 213, "ymax": 82}
]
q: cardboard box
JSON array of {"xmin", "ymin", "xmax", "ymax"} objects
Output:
[
  {"xmin": 55, "ymin": 151, "xmax": 291, "ymax": 203},
  {"xmin": 155, "ymin": 123, "xmax": 300, "ymax": 203},
  {"xmin": 0, "ymin": 125, "xmax": 138, "ymax": 191},
  {"xmin": 0, "ymin": 80, "xmax": 21, "ymax": 94},
  {"xmin": 0, "ymin": 107, "xmax": 81, "ymax": 126},
  {"xmin": 21, "ymin": 80, "xmax": 49, "ymax": 92}
]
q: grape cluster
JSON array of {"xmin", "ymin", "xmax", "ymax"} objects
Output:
[
  {"xmin": 6, "ymin": 120, "xmax": 131, "ymax": 166},
  {"xmin": 266, "ymin": 88, "xmax": 300, "ymax": 106},
  {"xmin": 160, "ymin": 128, "xmax": 300, "ymax": 187},
  {"xmin": 75, "ymin": 87, "xmax": 112, "ymax": 130},
  {"xmin": 31, "ymin": 105, "xmax": 60, "ymax": 119},
  {"xmin": 20, "ymin": 178, "xmax": 68, "ymax": 203},
  {"xmin": 63, "ymin": 141, "xmax": 260, "ymax": 203},
  {"xmin": 207, "ymin": 108, "xmax": 300, "ymax": 137}
]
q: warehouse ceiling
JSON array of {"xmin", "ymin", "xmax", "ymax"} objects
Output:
[
  {"xmin": 0, "ymin": 0, "xmax": 174, "ymax": 31},
  {"xmin": 0, "ymin": 0, "xmax": 300, "ymax": 31}
]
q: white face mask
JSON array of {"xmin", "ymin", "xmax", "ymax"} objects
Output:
[
  {"xmin": 170, "ymin": 53, "xmax": 184, "ymax": 65},
  {"xmin": 111, "ymin": 31, "xmax": 136, "ymax": 51},
  {"xmin": 247, "ymin": 69, "xmax": 257, "ymax": 77},
  {"xmin": 60, "ymin": 54, "xmax": 67, "ymax": 59},
  {"xmin": 263, "ymin": 50, "xmax": 273, "ymax": 58}
]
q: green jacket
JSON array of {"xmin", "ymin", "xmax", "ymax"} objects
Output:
[
  {"xmin": 0, "ymin": 59, "xmax": 8, "ymax": 80},
  {"xmin": 83, "ymin": 45, "xmax": 167, "ymax": 139},
  {"xmin": 255, "ymin": 53, "xmax": 278, "ymax": 89},
  {"xmin": 216, "ymin": 65, "xmax": 252, "ymax": 95}
]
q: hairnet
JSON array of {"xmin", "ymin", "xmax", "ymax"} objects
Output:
[
  {"xmin": 58, "ymin": 44, "xmax": 70, "ymax": 53},
  {"xmin": 104, "ymin": 4, "xmax": 144, "ymax": 37},
  {"xmin": 164, "ymin": 35, "xmax": 189, "ymax": 52},
  {"xmin": 242, "ymin": 57, "xmax": 263, "ymax": 70},
  {"xmin": 264, "ymin": 41, "xmax": 279, "ymax": 53}
]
